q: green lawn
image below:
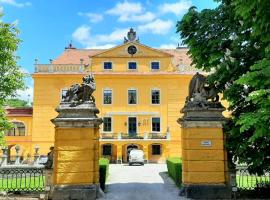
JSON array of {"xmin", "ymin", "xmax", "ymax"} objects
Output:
[{"xmin": 0, "ymin": 176, "xmax": 45, "ymax": 191}]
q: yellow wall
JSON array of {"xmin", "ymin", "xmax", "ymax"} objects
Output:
[{"xmin": 6, "ymin": 116, "xmax": 33, "ymax": 157}]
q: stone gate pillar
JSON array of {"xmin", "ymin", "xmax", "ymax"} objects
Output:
[
  {"xmin": 178, "ymin": 73, "xmax": 231, "ymax": 199},
  {"xmin": 51, "ymin": 75, "xmax": 102, "ymax": 200}
]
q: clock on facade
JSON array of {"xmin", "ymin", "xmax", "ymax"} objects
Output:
[{"xmin": 127, "ymin": 45, "xmax": 137, "ymax": 55}]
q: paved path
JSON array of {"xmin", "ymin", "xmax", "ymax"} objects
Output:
[{"xmin": 99, "ymin": 164, "xmax": 187, "ymax": 200}]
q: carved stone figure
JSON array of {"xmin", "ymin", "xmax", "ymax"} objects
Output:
[
  {"xmin": 63, "ymin": 74, "xmax": 96, "ymax": 104},
  {"xmin": 45, "ymin": 146, "xmax": 54, "ymax": 169},
  {"xmin": 186, "ymin": 72, "xmax": 219, "ymax": 103}
]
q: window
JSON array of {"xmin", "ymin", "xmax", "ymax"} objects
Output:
[
  {"xmin": 103, "ymin": 62, "xmax": 112, "ymax": 70},
  {"xmin": 5, "ymin": 122, "xmax": 26, "ymax": 136},
  {"xmin": 128, "ymin": 62, "xmax": 137, "ymax": 70},
  {"xmin": 128, "ymin": 89, "xmax": 137, "ymax": 104},
  {"xmin": 61, "ymin": 89, "xmax": 68, "ymax": 101},
  {"xmin": 151, "ymin": 89, "xmax": 160, "ymax": 104},
  {"xmin": 152, "ymin": 144, "xmax": 161, "ymax": 155},
  {"xmin": 152, "ymin": 117, "xmax": 160, "ymax": 132},
  {"xmin": 151, "ymin": 62, "xmax": 160, "ymax": 70},
  {"xmin": 103, "ymin": 89, "xmax": 112, "ymax": 104},
  {"xmin": 102, "ymin": 144, "xmax": 112, "ymax": 156},
  {"xmin": 103, "ymin": 117, "xmax": 112, "ymax": 132}
]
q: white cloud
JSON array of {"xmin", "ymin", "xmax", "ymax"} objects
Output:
[
  {"xmin": 106, "ymin": 1, "xmax": 155, "ymax": 23},
  {"xmin": 16, "ymin": 86, "xmax": 33, "ymax": 103},
  {"xmin": 72, "ymin": 25, "xmax": 127, "ymax": 48},
  {"xmin": 78, "ymin": 12, "xmax": 103, "ymax": 23},
  {"xmin": 106, "ymin": 1, "xmax": 142, "ymax": 16},
  {"xmin": 0, "ymin": 0, "xmax": 31, "ymax": 7},
  {"xmin": 138, "ymin": 19, "xmax": 173, "ymax": 35},
  {"xmin": 120, "ymin": 12, "xmax": 155, "ymax": 23},
  {"xmin": 72, "ymin": 25, "xmax": 93, "ymax": 47},
  {"xmin": 159, "ymin": 43, "xmax": 177, "ymax": 49},
  {"xmin": 96, "ymin": 28, "xmax": 129, "ymax": 43},
  {"xmin": 159, "ymin": 0, "xmax": 192, "ymax": 16},
  {"xmin": 87, "ymin": 44, "xmax": 116, "ymax": 49}
]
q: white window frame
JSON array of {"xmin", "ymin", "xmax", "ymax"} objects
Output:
[
  {"xmin": 151, "ymin": 117, "xmax": 161, "ymax": 133},
  {"xmin": 127, "ymin": 116, "xmax": 138, "ymax": 135},
  {"xmin": 150, "ymin": 88, "xmax": 161, "ymax": 105},
  {"xmin": 102, "ymin": 117, "xmax": 113, "ymax": 133},
  {"xmin": 7, "ymin": 120, "xmax": 27, "ymax": 136},
  {"xmin": 127, "ymin": 61, "xmax": 138, "ymax": 71},
  {"xmin": 102, "ymin": 88, "xmax": 113, "ymax": 105},
  {"xmin": 127, "ymin": 88, "xmax": 138, "ymax": 105},
  {"xmin": 60, "ymin": 88, "xmax": 69, "ymax": 101},
  {"xmin": 150, "ymin": 61, "xmax": 160, "ymax": 71},
  {"xmin": 103, "ymin": 61, "xmax": 113, "ymax": 71}
]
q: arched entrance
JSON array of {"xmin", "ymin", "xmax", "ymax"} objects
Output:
[{"xmin": 126, "ymin": 144, "xmax": 138, "ymax": 162}]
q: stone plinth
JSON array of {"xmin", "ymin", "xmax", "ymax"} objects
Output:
[
  {"xmin": 178, "ymin": 102, "xmax": 231, "ymax": 199},
  {"xmin": 51, "ymin": 102, "xmax": 102, "ymax": 200}
]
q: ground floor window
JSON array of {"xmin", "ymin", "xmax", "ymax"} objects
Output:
[
  {"xmin": 102, "ymin": 144, "xmax": 112, "ymax": 156},
  {"xmin": 152, "ymin": 144, "xmax": 161, "ymax": 155}
]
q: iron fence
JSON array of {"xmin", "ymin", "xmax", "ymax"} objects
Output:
[
  {"xmin": 236, "ymin": 167, "xmax": 270, "ymax": 190},
  {"xmin": 235, "ymin": 166, "xmax": 270, "ymax": 199},
  {"xmin": 0, "ymin": 166, "xmax": 45, "ymax": 192}
]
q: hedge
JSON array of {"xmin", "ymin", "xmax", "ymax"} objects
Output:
[
  {"xmin": 166, "ymin": 157, "xmax": 182, "ymax": 186},
  {"xmin": 99, "ymin": 158, "xmax": 109, "ymax": 191}
]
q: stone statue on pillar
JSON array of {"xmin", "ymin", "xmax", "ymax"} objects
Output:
[
  {"xmin": 51, "ymin": 74, "xmax": 102, "ymax": 200},
  {"xmin": 178, "ymin": 73, "xmax": 231, "ymax": 199},
  {"xmin": 63, "ymin": 74, "xmax": 96, "ymax": 105}
]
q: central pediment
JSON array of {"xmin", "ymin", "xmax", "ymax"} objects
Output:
[{"xmin": 91, "ymin": 42, "xmax": 173, "ymax": 58}]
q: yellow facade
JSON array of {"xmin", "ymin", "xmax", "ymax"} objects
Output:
[
  {"xmin": 181, "ymin": 127, "xmax": 227, "ymax": 184},
  {"xmin": 53, "ymin": 127, "xmax": 99, "ymax": 185},
  {"xmin": 6, "ymin": 36, "xmax": 201, "ymax": 163}
]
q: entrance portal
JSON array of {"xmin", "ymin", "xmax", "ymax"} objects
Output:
[{"xmin": 126, "ymin": 144, "xmax": 138, "ymax": 162}]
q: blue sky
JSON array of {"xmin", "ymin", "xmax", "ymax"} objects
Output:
[{"xmin": 0, "ymin": 0, "xmax": 218, "ymax": 101}]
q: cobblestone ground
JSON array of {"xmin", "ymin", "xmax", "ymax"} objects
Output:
[{"xmin": 98, "ymin": 164, "xmax": 188, "ymax": 200}]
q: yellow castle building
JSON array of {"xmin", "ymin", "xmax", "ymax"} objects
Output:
[{"xmin": 5, "ymin": 29, "xmax": 202, "ymax": 163}]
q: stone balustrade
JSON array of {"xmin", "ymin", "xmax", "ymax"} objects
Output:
[
  {"xmin": 35, "ymin": 64, "xmax": 85, "ymax": 73},
  {"xmin": 100, "ymin": 132, "xmax": 170, "ymax": 141}
]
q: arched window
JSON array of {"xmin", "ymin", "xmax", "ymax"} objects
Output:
[{"xmin": 5, "ymin": 122, "xmax": 26, "ymax": 136}]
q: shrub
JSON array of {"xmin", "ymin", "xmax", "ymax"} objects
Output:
[
  {"xmin": 99, "ymin": 158, "xmax": 109, "ymax": 191},
  {"xmin": 166, "ymin": 157, "xmax": 182, "ymax": 186}
]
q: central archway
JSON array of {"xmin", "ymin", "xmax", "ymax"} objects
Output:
[{"xmin": 126, "ymin": 144, "xmax": 138, "ymax": 162}]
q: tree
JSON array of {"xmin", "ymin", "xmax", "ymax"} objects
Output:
[
  {"xmin": 0, "ymin": 12, "xmax": 25, "ymax": 146},
  {"xmin": 177, "ymin": 0, "xmax": 270, "ymax": 174},
  {"xmin": 5, "ymin": 98, "xmax": 29, "ymax": 108}
]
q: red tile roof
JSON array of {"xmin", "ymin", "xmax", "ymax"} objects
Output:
[
  {"xmin": 6, "ymin": 108, "xmax": 33, "ymax": 117},
  {"xmin": 52, "ymin": 47, "xmax": 191, "ymax": 67}
]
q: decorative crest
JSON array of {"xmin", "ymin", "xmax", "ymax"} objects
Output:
[{"xmin": 124, "ymin": 28, "xmax": 140, "ymax": 43}]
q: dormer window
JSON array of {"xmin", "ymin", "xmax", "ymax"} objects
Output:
[
  {"xmin": 103, "ymin": 62, "xmax": 112, "ymax": 70},
  {"xmin": 128, "ymin": 62, "xmax": 137, "ymax": 70},
  {"xmin": 151, "ymin": 61, "xmax": 160, "ymax": 70}
]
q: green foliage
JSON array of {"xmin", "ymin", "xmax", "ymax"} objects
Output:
[
  {"xmin": 166, "ymin": 157, "xmax": 182, "ymax": 186},
  {"xmin": 177, "ymin": 0, "xmax": 270, "ymax": 174},
  {"xmin": 99, "ymin": 158, "xmax": 109, "ymax": 191},
  {"xmin": 0, "ymin": 12, "xmax": 25, "ymax": 146},
  {"xmin": 5, "ymin": 98, "xmax": 29, "ymax": 108}
]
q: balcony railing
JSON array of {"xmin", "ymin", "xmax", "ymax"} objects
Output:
[
  {"xmin": 100, "ymin": 132, "xmax": 170, "ymax": 140},
  {"xmin": 35, "ymin": 64, "xmax": 85, "ymax": 73}
]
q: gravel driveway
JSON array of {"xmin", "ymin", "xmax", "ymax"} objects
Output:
[{"xmin": 98, "ymin": 164, "xmax": 187, "ymax": 200}]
